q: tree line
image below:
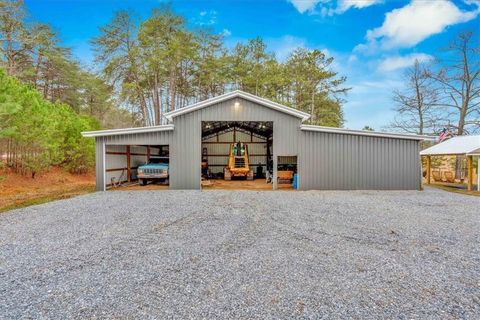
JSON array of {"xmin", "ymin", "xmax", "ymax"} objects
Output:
[
  {"xmin": 92, "ymin": 4, "xmax": 349, "ymax": 127},
  {"xmin": 0, "ymin": 0, "xmax": 349, "ymax": 177},
  {"xmin": 0, "ymin": 68, "xmax": 100, "ymax": 177},
  {"xmin": 389, "ymin": 31, "xmax": 479, "ymax": 136},
  {"xmin": 0, "ymin": 0, "xmax": 116, "ymax": 176}
]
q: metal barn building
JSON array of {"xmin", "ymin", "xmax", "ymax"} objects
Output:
[{"xmin": 83, "ymin": 90, "xmax": 429, "ymax": 191}]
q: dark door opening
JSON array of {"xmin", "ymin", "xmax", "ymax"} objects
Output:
[
  {"xmin": 201, "ymin": 121, "xmax": 273, "ymax": 190},
  {"xmin": 277, "ymin": 155, "xmax": 298, "ymax": 189}
]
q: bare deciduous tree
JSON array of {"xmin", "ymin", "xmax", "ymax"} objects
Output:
[
  {"xmin": 429, "ymin": 31, "xmax": 480, "ymax": 135},
  {"xmin": 389, "ymin": 60, "xmax": 439, "ymax": 135},
  {"xmin": 429, "ymin": 31, "xmax": 480, "ymax": 179}
]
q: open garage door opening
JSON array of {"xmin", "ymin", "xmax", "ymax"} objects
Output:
[
  {"xmin": 105, "ymin": 144, "xmax": 169, "ymax": 189},
  {"xmin": 201, "ymin": 121, "xmax": 273, "ymax": 190}
]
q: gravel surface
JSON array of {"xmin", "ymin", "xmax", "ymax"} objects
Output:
[{"xmin": 1, "ymin": 188, "xmax": 479, "ymax": 319}]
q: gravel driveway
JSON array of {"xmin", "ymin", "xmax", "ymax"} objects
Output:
[{"xmin": 1, "ymin": 188, "xmax": 479, "ymax": 319}]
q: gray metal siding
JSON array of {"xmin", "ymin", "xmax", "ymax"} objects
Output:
[
  {"xmin": 170, "ymin": 97, "xmax": 302, "ymax": 189},
  {"xmin": 93, "ymin": 96, "xmax": 422, "ymax": 191},
  {"xmin": 95, "ymin": 137, "xmax": 105, "ymax": 191},
  {"xmin": 298, "ymin": 131, "xmax": 421, "ymax": 190}
]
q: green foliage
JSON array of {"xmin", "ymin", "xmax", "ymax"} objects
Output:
[
  {"xmin": 93, "ymin": 7, "xmax": 349, "ymax": 127},
  {"xmin": 0, "ymin": 0, "xmax": 134, "ymax": 129},
  {"xmin": 0, "ymin": 68, "xmax": 100, "ymax": 176}
]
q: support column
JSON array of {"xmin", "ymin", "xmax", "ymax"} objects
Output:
[
  {"xmin": 467, "ymin": 155, "xmax": 473, "ymax": 191},
  {"xmin": 95, "ymin": 138, "xmax": 106, "ymax": 191},
  {"xmin": 273, "ymin": 155, "xmax": 278, "ymax": 190},
  {"xmin": 126, "ymin": 145, "xmax": 131, "ymax": 182},
  {"xmin": 426, "ymin": 156, "xmax": 431, "ymax": 185}
]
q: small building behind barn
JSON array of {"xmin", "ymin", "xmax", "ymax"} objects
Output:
[{"xmin": 83, "ymin": 90, "xmax": 431, "ymax": 191}]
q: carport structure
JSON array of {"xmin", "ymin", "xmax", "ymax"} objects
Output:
[
  {"xmin": 83, "ymin": 90, "xmax": 432, "ymax": 191},
  {"xmin": 420, "ymin": 135, "xmax": 480, "ymax": 191}
]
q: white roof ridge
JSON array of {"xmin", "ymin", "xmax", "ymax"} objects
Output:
[{"xmin": 300, "ymin": 124, "xmax": 434, "ymax": 141}]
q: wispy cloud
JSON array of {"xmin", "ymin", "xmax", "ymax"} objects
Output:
[
  {"xmin": 356, "ymin": 0, "xmax": 480, "ymax": 52},
  {"xmin": 221, "ymin": 28, "xmax": 232, "ymax": 37},
  {"xmin": 287, "ymin": 0, "xmax": 381, "ymax": 15},
  {"xmin": 336, "ymin": 0, "xmax": 383, "ymax": 13},
  {"xmin": 377, "ymin": 53, "xmax": 434, "ymax": 72},
  {"xmin": 287, "ymin": 0, "xmax": 325, "ymax": 14},
  {"xmin": 194, "ymin": 10, "xmax": 217, "ymax": 26}
]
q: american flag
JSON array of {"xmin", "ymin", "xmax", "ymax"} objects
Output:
[{"xmin": 439, "ymin": 128, "xmax": 451, "ymax": 142}]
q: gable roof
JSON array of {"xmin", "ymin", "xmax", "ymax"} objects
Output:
[
  {"xmin": 163, "ymin": 90, "xmax": 311, "ymax": 122},
  {"xmin": 420, "ymin": 135, "xmax": 480, "ymax": 156}
]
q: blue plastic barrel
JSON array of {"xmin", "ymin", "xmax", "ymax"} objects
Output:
[{"xmin": 293, "ymin": 174, "xmax": 298, "ymax": 190}]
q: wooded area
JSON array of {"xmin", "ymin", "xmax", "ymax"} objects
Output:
[
  {"xmin": 92, "ymin": 4, "xmax": 349, "ymax": 127},
  {"xmin": 1, "ymin": 0, "xmax": 478, "ymax": 179},
  {"xmin": 0, "ymin": 0, "xmax": 349, "ymax": 177}
]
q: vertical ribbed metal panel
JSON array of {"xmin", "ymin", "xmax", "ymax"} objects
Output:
[
  {"xmin": 170, "ymin": 97, "xmax": 302, "ymax": 189},
  {"xmin": 95, "ymin": 137, "xmax": 105, "ymax": 191},
  {"xmin": 93, "ymin": 96, "xmax": 422, "ymax": 191},
  {"xmin": 298, "ymin": 131, "xmax": 421, "ymax": 190}
]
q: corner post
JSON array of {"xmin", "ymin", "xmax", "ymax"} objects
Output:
[
  {"xmin": 426, "ymin": 156, "xmax": 431, "ymax": 185},
  {"xmin": 126, "ymin": 145, "xmax": 131, "ymax": 182},
  {"xmin": 467, "ymin": 155, "xmax": 473, "ymax": 191}
]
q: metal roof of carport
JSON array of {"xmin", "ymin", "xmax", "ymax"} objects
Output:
[
  {"xmin": 420, "ymin": 135, "xmax": 480, "ymax": 155},
  {"xmin": 164, "ymin": 90, "xmax": 311, "ymax": 121}
]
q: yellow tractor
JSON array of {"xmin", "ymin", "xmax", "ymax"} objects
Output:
[{"xmin": 224, "ymin": 142, "xmax": 254, "ymax": 180}]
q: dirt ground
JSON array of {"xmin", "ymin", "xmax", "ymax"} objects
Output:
[
  {"xmin": 115, "ymin": 178, "xmax": 293, "ymax": 191},
  {"xmin": 0, "ymin": 166, "xmax": 95, "ymax": 211},
  {"xmin": 202, "ymin": 178, "xmax": 293, "ymax": 190}
]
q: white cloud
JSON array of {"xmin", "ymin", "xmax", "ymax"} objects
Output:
[
  {"xmin": 287, "ymin": 0, "xmax": 325, "ymax": 13},
  {"xmin": 195, "ymin": 10, "xmax": 217, "ymax": 25},
  {"xmin": 221, "ymin": 28, "xmax": 232, "ymax": 37},
  {"xmin": 336, "ymin": 0, "xmax": 382, "ymax": 13},
  {"xmin": 288, "ymin": 0, "xmax": 381, "ymax": 15},
  {"xmin": 377, "ymin": 53, "xmax": 434, "ymax": 72},
  {"xmin": 362, "ymin": 0, "xmax": 480, "ymax": 50}
]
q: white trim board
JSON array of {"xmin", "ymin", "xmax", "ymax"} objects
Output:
[
  {"xmin": 301, "ymin": 125, "xmax": 434, "ymax": 141},
  {"xmin": 82, "ymin": 124, "xmax": 175, "ymax": 138}
]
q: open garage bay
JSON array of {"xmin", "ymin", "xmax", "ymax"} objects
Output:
[{"xmin": 1, "ymin": 189, "xmax": 479, "ymax": 318}]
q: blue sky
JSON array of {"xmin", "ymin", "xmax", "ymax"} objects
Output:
[{"xmin": 24, "ymin": 0, "xmax": 480, "ymax": 130}]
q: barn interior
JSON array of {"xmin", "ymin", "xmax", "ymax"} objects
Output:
[{"xmin": 201, "ymin": 121, "xmax": 284, "ymax": 189}]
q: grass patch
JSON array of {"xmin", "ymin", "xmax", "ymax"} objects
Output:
[{"xmin": 0, "ymin": 185, "xmax": 95, "ymax": 213}]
